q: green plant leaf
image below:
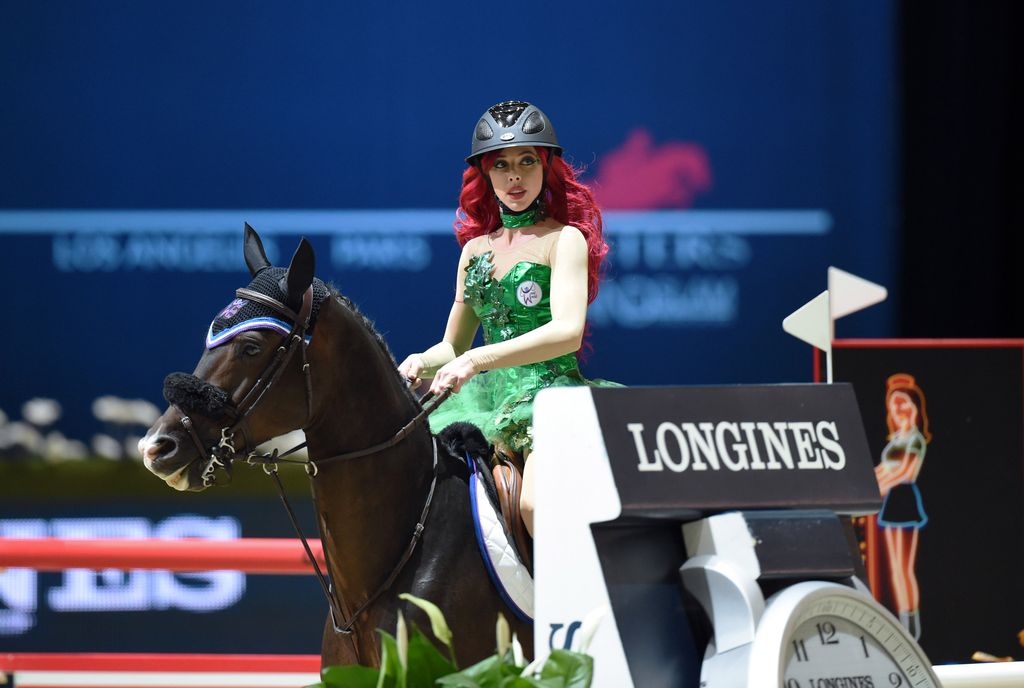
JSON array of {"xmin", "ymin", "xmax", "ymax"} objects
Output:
[
  {"xmin": 398, "ymin": 593, "xmax": 454, "ymax": 660},
  {"xmin": 434, "ymin": 677, "xmax": 480, "ymax": 688},
  {"xmin": 377, "ymin": 630, "xmax": 402, "ymax": 688},
  {"xmin": 317, "ymin": 604, "xmax": 593, "ymax": 688},
  {"xmin": 404, "ymin": 624, "xmax": 457, "ymax": 687},
  {"xmin": 319, "ymin": 665, "xmax": 381, "ymax": 688},
  {"xmin": 537, "ymin": 650, "xmax": 593, "ymax": 688},
  {"xmin": 436, "ymin": 655, "xmax": 502, "ymax": 687},
  {"xmin": 499, "ymin": 676, "xmax": 563, "ymax": 688}
]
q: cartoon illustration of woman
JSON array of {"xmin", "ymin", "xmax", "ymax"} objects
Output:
[{"xmin": 875, "ymin": 373, "xmax": 931, "ymax": 640}]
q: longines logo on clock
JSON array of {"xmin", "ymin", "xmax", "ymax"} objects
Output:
[{"xmin": 627, "ymin": 420, "xmax": 847, "ymax": 473}]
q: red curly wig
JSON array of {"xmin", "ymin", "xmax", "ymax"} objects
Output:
[{"xmin": 454, "ymin": 148, "xmax": 608, "ymax": 304}]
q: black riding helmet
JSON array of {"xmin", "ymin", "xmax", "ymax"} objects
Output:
[{"xmin": 467, "ymin": 100, "xmax": 562, "ymax": 165}]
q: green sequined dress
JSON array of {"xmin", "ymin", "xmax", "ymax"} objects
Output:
[{"xmin": 428, "ymin": 251, "xmax": 622, "ymax": 452}]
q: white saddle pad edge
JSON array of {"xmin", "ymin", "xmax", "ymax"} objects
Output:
[{"xmin": 469, "ymin": 469, "xmax": 535, "ymax": 621}]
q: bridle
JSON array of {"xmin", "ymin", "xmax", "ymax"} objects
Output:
[
  {"xmin": 167, "ymin": 283, "xmax": 450, "ymax": 637},
  {"xmin": 170, "ymin": 285, "xmax": 315, "ymax": 488}
]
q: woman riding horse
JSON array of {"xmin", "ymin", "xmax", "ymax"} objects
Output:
[{"xmin": 398, "ymin": 100, "xmax": 620, "ymax": 536}]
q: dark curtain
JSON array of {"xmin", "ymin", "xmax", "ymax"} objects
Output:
[{"xmin": 899, "ymin": 0, "xmax": 1022, "ymax": 336}]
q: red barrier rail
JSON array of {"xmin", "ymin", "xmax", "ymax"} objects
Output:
[
  {"xmin": 0, "ymin": 652, "xmax": 322, "ymax": 687},
  {"xmin": 0, "ymin": 537, "xmax": 325, "ymax": 574},
  {"xmin": 0, "ymin": 652, "xmax": 321, "ymax": 671}
]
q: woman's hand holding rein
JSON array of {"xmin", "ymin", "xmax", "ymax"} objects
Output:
[
  {"xmin": 429, "ymin": 353, "xmax": 478, "ymax": 395},
  {"xmin": 397, "ymin": 354, "xmax": 427, "ymax": 390}
]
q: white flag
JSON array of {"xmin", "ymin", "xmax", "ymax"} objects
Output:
[
  {"xmin": 828, "ymin": 267, "xmax": 887, "ymax": 320},
  {"xmin": 783, "ymin": 290, "xmax": 832, "ymax": 352}
]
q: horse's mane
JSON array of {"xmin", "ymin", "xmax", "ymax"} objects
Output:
[
  {"xmin": 324, "ymin": 284, "xmax": 420, "ymax": 408},
  {"xmin": 326, "ymin": 284, "xmax": 473, "ymax": 481}
]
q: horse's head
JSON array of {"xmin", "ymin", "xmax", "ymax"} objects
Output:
[{"xmin": 140, "ymin": 224, "xmax": 328, "ymax": 491}]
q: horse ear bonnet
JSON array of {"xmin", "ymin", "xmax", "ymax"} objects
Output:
[{"xmin": 205, "ymin": 267, "xmax": 330, "ymax": 349}]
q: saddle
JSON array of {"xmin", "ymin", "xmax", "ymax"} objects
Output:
[
  {"xmin": 436, "ymin": 423, "xmax": 533, "ymax": 576},
  {"xmin": 490, "ymin": 446, "xmax": 533, "ymax": 574}
]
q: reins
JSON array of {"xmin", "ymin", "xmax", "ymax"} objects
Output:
[
  {"xmin": 246, "ymin": 388, "xmax": 450, "ymax": 635},
  {"xmin": 170, "ymin": 286, "xmax": 453, "ymax": 638},
  {"xmin": 249, "ymin": 389, "xmax": 451, "ymax": 472},
  {"xmin": 264, "ymin": 432, "xmax": 442, "ymax": 635}
]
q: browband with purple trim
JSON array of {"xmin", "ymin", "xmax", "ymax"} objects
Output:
[{"xmin": 206, "ymin": 316, "xmax": 312, "ymax": 349}]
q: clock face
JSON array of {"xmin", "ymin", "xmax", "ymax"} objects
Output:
[
  {"xmin": 751, "ymin": 582, "xmax": 939, "ymax": 688},
  {"xmin": 784, "ymin": 614, "xmax": 934, "ymax": 687}
]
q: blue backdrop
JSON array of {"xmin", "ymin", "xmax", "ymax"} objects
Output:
[{"xmin": 0, "ymin": 0, "xmax": 897, "ymax": 439}]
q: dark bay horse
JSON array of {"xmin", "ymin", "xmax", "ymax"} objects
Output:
[{"xmin": 139, "ymin": 226, "xmax": 532, "ymax": 666}]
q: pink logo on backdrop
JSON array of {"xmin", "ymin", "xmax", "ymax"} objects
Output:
[{"xmin": 591, "ymin": 129, "xmax": 712, "ymax": 209}]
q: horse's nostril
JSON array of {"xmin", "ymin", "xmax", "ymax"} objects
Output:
[{"xmin": 145, "ymin": 434, "xmax": 178, "ymax": 461}]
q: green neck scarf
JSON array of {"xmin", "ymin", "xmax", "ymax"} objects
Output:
[{"xmin": 500, "ymin": 207, "xmax": 539, "ymax": 229}]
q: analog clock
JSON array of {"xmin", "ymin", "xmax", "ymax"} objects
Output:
[{"xmin": 748, "ymin": 581, "xmax": 940, "ymax": 688}]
